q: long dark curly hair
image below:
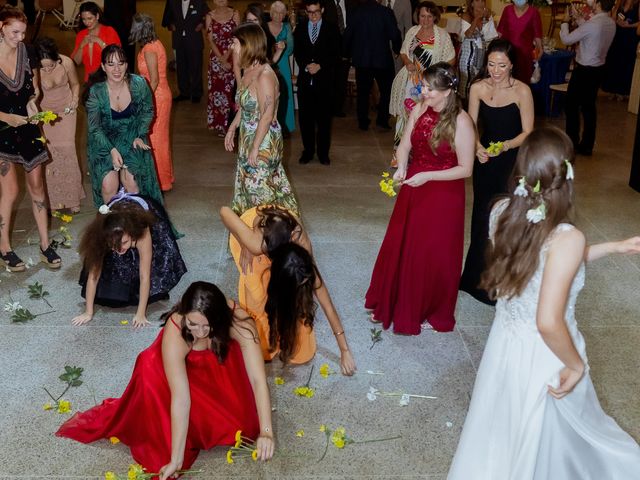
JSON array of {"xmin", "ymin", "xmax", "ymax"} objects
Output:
[
  {"xmin": 256, "ymin": 205, "xmax": 300, "ymax": 256},
  {"xmin": 265, "ymin": 243, "xmax": 320, "ymax": 363},
  {"xmin": 78, "ymin": 201, "xmax": 156, "ymax": 273}
]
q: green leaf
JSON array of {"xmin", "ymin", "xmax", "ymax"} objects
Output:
[
  {"xmin": 11, "ymin": 308, "xmax": 36, "ymax": 323},
  {"xmin": 71, "ymin": 380, "xmax": 83, "ymax": 387}
]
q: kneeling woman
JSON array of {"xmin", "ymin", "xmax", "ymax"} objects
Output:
[
  {"xmin": 221, "ymin": 205, "xmax": 356, "ymax": 375},
  {"xmin": 58, "ymin": 282, "xmax": 275, "ymax": 477},
  {"xmin": 72, "ymin": 191, "xmax": 186, "ymax": 327}
]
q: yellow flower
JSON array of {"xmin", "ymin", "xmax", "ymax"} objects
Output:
[
  {"xmin": 127, "ymin": 464, "xmax": 144, "ymax": 480},
  {"xmin": 319, "ymin": 424, "xmax": 327, "ymax": 432},
  {"xmin": 319, "ymin": 363, "xmax": 333, "ymax": 378},
  {"xmin": 251, "ymin": 450, "xmax": 258, "ymax": 461},
  {"xmin": 60, "ymin": 214, "xmax": 73, "ymax": 223},
  {"xmin": 57, "ymin": 399, "xmax": 71, "ymax": 414},
  {"xmin": 226, "ymin": 449, "xmax": 234, "ymax": 464},
  {"xmin": 40, "ymin": 111, "xmax": 58, "ymax": 123},
  {"xmin": 332, "ymin": 437, "xmax": 346, "ymax": 448},
  {"xmin": 120, "ymin": 320, "xmax": 129, "ymax": 325},
  {"xmin": 104, "ymin": 472, "xmax": 117, "ymax": 480},
  {"xmin": 109, "ymin": 436, "xmax": 120, "ymax": 444},
  {"xmin": 486, "ymin": 141, "xmax": 504, "ymax": 155},
  {"xmin": 35, "ymin": 136, "xmax": 47, "ymax": 144},
  {"xmin": 382, "ymin": 171, "xmax": 390, "ymax": 178},
  {"xmin": 235, "ymin": 430, "xmax": 242, "ymax": 443},
  {"xmin": 42, "ymin": 402, "xmax": 53, "ymax": 411},
  {"xmin": 274, "ymin": 376, "xmax": 285, "ymax": 385},
  {"xmin": 295, "ymin": 429, "xmax": 305, "ymax": 437}
]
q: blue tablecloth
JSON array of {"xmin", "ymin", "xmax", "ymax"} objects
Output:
[{"xmin": 530, "ymin": 49, "xmax": 575, "ymax": 116}]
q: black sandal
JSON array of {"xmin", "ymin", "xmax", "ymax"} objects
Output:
[
  {"xmin": 0, "ymin": 250, "xmax": 26, "ymax": 272},
  {"xmin": 40, "ymin": 243, "xmax": 62, "ymax": 269}
]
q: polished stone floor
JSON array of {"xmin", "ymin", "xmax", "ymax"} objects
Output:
[{"xmin": 1, "ymin": 3, "xmax": 639, "ymax": 479}]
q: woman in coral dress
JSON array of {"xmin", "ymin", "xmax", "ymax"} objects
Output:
[
  {"xmin": 220, "ymin": 205, "xmax": 356, "ymax": 374},
  {"xmin": 58, "ymin": 281, "xmax": 275, "ymax": 478},
  {"xmin": 35, "ymin": 37, "xmax": 85, "ymax": 213},
  {"xmin": 206, "ymin": 0, "xmax": 239, "ymax": 135},
  {"xmin": 131, "ymin": 14, "xmax": 174, "ymax": 192},
  {"xmin": 365, "ymin": 63, "xmax": 475, "ymax": 334}
]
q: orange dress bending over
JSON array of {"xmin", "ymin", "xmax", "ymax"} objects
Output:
[
  {"xmin": 229, "ymin": 207, "xmax": 316, "ymax": 364},
  {"xmin": 138, "ymin": 39, "xmax": 174, "ymax": 192}
]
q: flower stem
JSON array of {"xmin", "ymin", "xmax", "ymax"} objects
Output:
[
  {"xmin": 316, "ymin": 431, "xmax": 330, "ymax": 463},
  {"xmin": 352, "ymin": 434, "xmax": 402, "ymax": 445},
  {"xmin": 304, "ymin": 364, "xmax": 315, "ymax": 388},
  {"xmin": 33, "ymin": 310, "xmax": 56, "ymax": 318},
  {"xmin": 42, "ymin": 386, "xmax": 58, "ymax": 403},
  {"xmin": 55, "ymin": 382, "xmax": 72, "ymax": 402}
]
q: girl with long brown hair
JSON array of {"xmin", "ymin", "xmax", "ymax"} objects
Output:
[
  {"xmin": 448, "ymin": 127, "xmax": 640, "ymax": 479},
  {"xmin": 72, "ymin": 192, "xmax": 186, "ymax": 327},
  {"xmin": 366, "ymin": 62, "xmax": 475, "ymax": 334}
]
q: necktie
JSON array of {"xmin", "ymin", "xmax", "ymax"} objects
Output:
[
  {"xmin": 387, "ymin": 0, "xmax": 392, "ymax": 8},
  {"xmin": 336, "ymin": 0, "xmax": 345, "ymax": 34},
  {"xmin": 311, "ymin": 22, "xmax": 319, "ymax": 44}
]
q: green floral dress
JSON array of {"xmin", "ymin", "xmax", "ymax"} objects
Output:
[
  {"xmin": 86, "ymin": 74, "xmax": 163, "ymax": 208},
  {"xmin": 230, "ymin": 85, "xmax": 299, "ymax": 216}
]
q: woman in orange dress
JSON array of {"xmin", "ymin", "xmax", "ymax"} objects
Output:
[
  {"xmin": 71, "ymin": 2, "xmax": 121, "ymax": 82},
  {"xmin": 130, "ymin": 13, "xmax": 174, "ymax": 192},
  {"xmin": 220, "ymin": 205, "xmax": 356, "ymax": 375}
]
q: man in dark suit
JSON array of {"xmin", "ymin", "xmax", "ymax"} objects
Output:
[
  {"xmin": 294, "ymin": 0, "xmax": 341, "ymax": 165},
  {"xmin": 162, "ymin": 0, "xmax": 209, "ymax": 103},
  {"xmin": 344, "ymin": 0, "xmax": 401, "ymax": 130}
]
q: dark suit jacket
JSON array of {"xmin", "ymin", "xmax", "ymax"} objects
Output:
[
  {"xmin": 293, "ymin": 19, "xmax": 341, "ymax": 92},
  {"xmin": 161, "ymin": 0, "xmax": 208, "ymax": 47},
  {"xmin": 343, "ymin": 0, "xmax": 401, "ymax": 69},
  {"xmin": 323, "ymin": 0, "xmax": 358, "ymax": 32}
]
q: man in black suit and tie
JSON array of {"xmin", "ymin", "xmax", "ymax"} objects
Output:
[
  {"xmin": 344, "ymin": 0, "xmax": 401, "ymax": 130},
  {"xmin": 162, "ymin": 0, "xmax": 209, "ymax": 103},
  {"xmin": 294, "ymin": 0, "xmax": 341, "ymax": 165}
]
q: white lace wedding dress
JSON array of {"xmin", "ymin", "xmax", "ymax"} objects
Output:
[{"xmin": 448, "ymin": 204, "xmax": 640, "ymax": 480}]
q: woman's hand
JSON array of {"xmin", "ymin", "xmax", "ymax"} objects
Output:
[
  {"xmin": 406, "ymin": 63, "xmax": 417, "ymax": 73},
  {"xmin": 255, "ymin": 434, "xmax": 275, "ymax": 461},
  {"xmin": 133, "ymin": 138, "xmax": 151, "ymax": 150},
  {"xmin": 275, "ymin": 41, "xmax": 286, "ymax": 51},
  {"xmin": 615, "ymin": 236, "xmax": 640, "ymax": 255},
  {"xmin": 224, "ymin": 128, "xmax": 236, "ymax": 151},
  {"xmin": 239, "ymin": 246, "xmax": 255, "ymax": 275},
  {"xmin": 548, "ymin": 364, "xmax": 584, "ymax": 399},
  {"xmin": 476, "ymin": 146, "xmax": 490, "ymax": 163},
  {"xmin": 2, "ymin": 113, "xmax": 28, "ymax": 128},
  {"xmin": 26, "ymin": 99, "xmax": 38, "ymax": 118},
  {"xmin": 111, "ymin": 148, "xmax": 124, "ymax": 170},
  {"xmin": 71, "ymin": 312, "xmax": 93, "ymax": 326},
  {"xmin": 221, "ymin": 60, "xmax": 232, "ymax": 71},
  {"xmin": 339, "ymin": 349, "xmax": 357, "ymax": 376},
  {"xmin": 248, "ymin": 147, "xmax": 262, "ymax": 167},
  {"xmin": 132, "ymin": 313, "xmax": 151, "ymax": 329},
  {"xmin": 402, "ymin": 172, "xmax": 429, "ymax": 187},
  {"xmin": 158, "ymin": 459, "xmax": 183, "ymax": 480},
  {"xmin": 393, "ymin": 167, "xmax": 406, "ymax": 183}
]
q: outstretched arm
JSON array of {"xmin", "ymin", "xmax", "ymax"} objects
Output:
[
  {"xmin": 220, "ymin": 206, "xmax": 264, "ymax": 255},
  {"xmin": 133, "ymin": 228, "xmax": 152, "ymax": 328},
  {"xmin": 585, "ymin": 236, "xmax": 640, "ymax": 263},
  {"xmin": 72, "ymin": 266, "xmax": 101, "ymax": 325}
]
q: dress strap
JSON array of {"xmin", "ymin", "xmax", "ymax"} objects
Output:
[{"xmin": 170, "ymin": 316, "xmax": 182, "ymax": 331}]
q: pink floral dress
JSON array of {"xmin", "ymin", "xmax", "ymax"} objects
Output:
[{"xmin": 207, "ymin": 16, "xmax": 237, "ymax": 134}]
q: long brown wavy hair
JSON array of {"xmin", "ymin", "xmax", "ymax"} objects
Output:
[
  {"xmin": 78, "ymin": 201, "xmax": 156, "ymax": 273},
  {"xmin": 256, "ymin": 205, "xmax": 300, "ymax": 256},
  {"xmin": 480, "ymin": 127, "xmax": 575, "ymax": 300},
  {"xmin": 265, "ymin": 243, "xmax": 320, "ymax": 364},
  {"xmin": 423, "ymin": 62, "xmax": 461, "ymax": 152}
]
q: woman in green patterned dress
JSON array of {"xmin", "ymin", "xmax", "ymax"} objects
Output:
[
  {"xmin": 224, "ymin": 23, "xmax": 299, "ymax": 216},
  {"xmin": 84, "ymin": 45, "xmax": 163, "ymax": 208}
]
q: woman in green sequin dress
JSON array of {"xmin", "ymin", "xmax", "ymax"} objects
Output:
[
  {"xmin": 225, "ymin": 23, "xmax": 298, "ymax": 216},
  {"xmin": 85, "ymin": 45, "xmax": 163, "ymax": 209}
]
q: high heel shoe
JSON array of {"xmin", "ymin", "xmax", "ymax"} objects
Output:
[
  {"xmin": 40, "ymin": 243, "xmax": 62, "ymax": 269},
  {"xmin": 0, "ymin": 250, "xmax": 26, "ymax": 272}
]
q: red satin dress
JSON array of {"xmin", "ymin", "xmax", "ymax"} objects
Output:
[
  {"xmin": 56, "ymin": 318, "xmax": 259, "ymax": 472},
  {"xmin": 365, "ymin": 107, "xmax": 465, "ymax": 334}
]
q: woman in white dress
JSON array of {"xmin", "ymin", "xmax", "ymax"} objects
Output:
[{"xmin": 448, "ymin": 127, "xmax": 640, "ymax": 480}]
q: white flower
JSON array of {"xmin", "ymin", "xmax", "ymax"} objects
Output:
[
  {"xmin": 514, "ymin": 177, "xmax": 528, "ymax": 197},
  {"xmin": 365, "ymin": 370, "xmax": 384, "ymax": 375},
  {"xmin": 526, "ymin": 203, "xmax": 546, "ymax": 224},
  {"xmin": 3, "ymin": 301, "xmax": 22, "ymax": 312},
  {"xmin": 399, "ymin": 394, "xmax": 411, "ymax": 406},
  {"xmin": 25, "ymin": 257, "xmax": 36, "ymax": 269},
  {"xmin": 564, "ymin": 159, "xmax": 574, "ymax": 180},
  {"xmin": 367, "ymin": 386, "xmax": 379, "ymax": 401},
  {"xmin": 98, "ymin": 205, "xmax": 110, "ymax": 215},
  {"xmin": 445, "ymin": 421, "xmax": 453, "ymax": 428}
]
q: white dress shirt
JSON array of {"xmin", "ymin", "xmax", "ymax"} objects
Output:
[{"xmin": 560, "ymin": 12, "xmax": 616, "ymax": 67}]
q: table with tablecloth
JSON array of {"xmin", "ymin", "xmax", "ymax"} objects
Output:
[{"xmin": 530, "ymin": 49, "xmax": 574, "ymax": 116}]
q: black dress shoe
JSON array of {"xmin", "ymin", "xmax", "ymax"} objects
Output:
[
  {"xmin": 191, "ymin": 96, "xmax": 201, "ymax": 103},
  {"xmin": 299, "ymin": 154, "xmax": 312, "ymax": 164},
  {"xmin": 319, "ymin": 156, "xmax": 331, "ymax": 165},
  {"xmin": 173, "ymin": 94, "xmax": 189, "ymax": 102}
]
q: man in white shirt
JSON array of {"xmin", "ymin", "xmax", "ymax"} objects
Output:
[{"xmin": 560, "ymin": 0, "xmax": 616, "ymax": 156}]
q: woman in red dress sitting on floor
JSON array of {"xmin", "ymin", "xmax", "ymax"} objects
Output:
[
  {"xmin": 57, "ymin": 281, "xmax": 275, "ymax": 478},
  {"xmin": 365, "ymin": 62, "xmax": 475, "ymax": 334}
]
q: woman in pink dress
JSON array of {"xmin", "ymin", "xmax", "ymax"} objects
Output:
[
  {"xmin": 497, "ymin": 0, "xmax": 542, "ymax": 84},
  {"xmin": 206, "ymin": 0, "xmax": 240, "ymax": 135},
  {"xmin": 365, "ymin": 63, "xmax": 475, "ymax": 334},
  {"xmin": 130, "ymin": 14, "xmax": 174, "ymax": 192}
]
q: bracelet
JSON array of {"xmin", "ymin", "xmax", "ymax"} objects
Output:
[
  {"xmin": 263, "ymin": 427, "xmax": 270, "ymax": 433},
  {"xmin": 333, "ymin": 330, "xmax": 345, "ymax": 337}
]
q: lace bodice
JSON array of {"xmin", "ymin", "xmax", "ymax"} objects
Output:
[
  {"xmin": 410, "ymin": 107, "xmax": 458, "ymax": 171},
  {"xmin": 490, "ymin": 200, "xmax": 586, "ymax": 342}
]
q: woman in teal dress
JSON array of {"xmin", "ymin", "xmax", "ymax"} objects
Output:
[
  {"xmin": 225, "ymin": 23, "xmax": 299, "ymax": 216},
  {"xmin": 267, "ymin": 1, "xmax": 295, "ymax": 134},
  {"xmin": 84, "ymin": 45, "xmax": 163, "ymax": 209}
]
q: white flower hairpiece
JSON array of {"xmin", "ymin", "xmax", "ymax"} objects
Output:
[
  {"xmin": 526, "ymin": 202, "xmax": 546, "ymax": 224},
  {"xmin": 564, "ymin": 159, "xmax": 574, "ymax": 180},
  {"xmin": 514, "ymin": 177, "xmax": 528, "ymax": 197},
  {"xmin": 98, "ymin": 205, "xmax": 110, "ymax": 215}
]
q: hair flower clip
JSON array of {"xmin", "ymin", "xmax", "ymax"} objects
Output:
[
  {"xmin": 532, "ymin": 180, "xmax": 541, "ymax": 193},
  {"xmin": 514, "ymin": 177, "xmax": 528, "ymax": 197},
  {"xmin": 526, "ymin": 202, "xmax": 546, "ymax": 224},
  {"xmin": 98, "ymin": 205, "xmax": 111, "ymax": 215},
  {"xmin": 564, "ymin": 159, "xmax": 574, "ymax": 180}
]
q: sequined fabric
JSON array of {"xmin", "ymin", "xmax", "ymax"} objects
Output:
[{"xmin": 409, "ymin": 107, "xmax": 458, "ymax": 172}]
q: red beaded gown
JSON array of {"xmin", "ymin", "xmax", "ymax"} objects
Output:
[
  {"xmin": 365, "ymin": 107, "xmax": 465, "ymax": 334},
  {"xmin": 56, "ymin": 318, "xmax": 259, "ymax": 472}
]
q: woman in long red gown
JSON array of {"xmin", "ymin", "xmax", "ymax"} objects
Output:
[
  {"xmin": 57, "ymin": 282, "xmax": 275, "ymax": 478},
  {"xmin": 365, "ymin": 62, "xmax": 475, "ymax": 334}
]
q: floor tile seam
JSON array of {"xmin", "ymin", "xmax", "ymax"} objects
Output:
[{"xmin": 456, "ymin": 328, "xmax": 478, "ymax": 374}]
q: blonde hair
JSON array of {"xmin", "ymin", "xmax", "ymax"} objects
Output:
[
  {"xmin": 422, "ymin": 62, "xmax": 461, "ymax": 152},
  {"xmin": 270, "ymin": 1, "xmax": 287, "ymax": 15},
  {"xmin": 234, "ymin": 22, "xmax": 268, "ymax": 68}
]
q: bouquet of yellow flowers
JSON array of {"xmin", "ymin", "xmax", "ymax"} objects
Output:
[
  {"xmin": 0, "ymin": 110, "xmax": 58, "ymax": 132},
  {"xmin": 379, "ymin": 172, "xmax": 399, "ymax": 198},
  {"xmin": 226, "ymin": 430, "xmax": 259, "ymax": 464},
  {"xmin": 486, "ymin": 141, "xmax": 504, "ymax": 156}
]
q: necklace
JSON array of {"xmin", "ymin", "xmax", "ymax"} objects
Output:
[
  {"xmin": 108, "ymin": 81, "xmax": 127, "ymax": 110},
  {"xmin": 489, "ymin": 78, "xmax": 513, "ymax": 101}
]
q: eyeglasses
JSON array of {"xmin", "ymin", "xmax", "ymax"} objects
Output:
[{"xmin": 306, "ymin": 9, "xmax": 321, "ymax": 15}]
